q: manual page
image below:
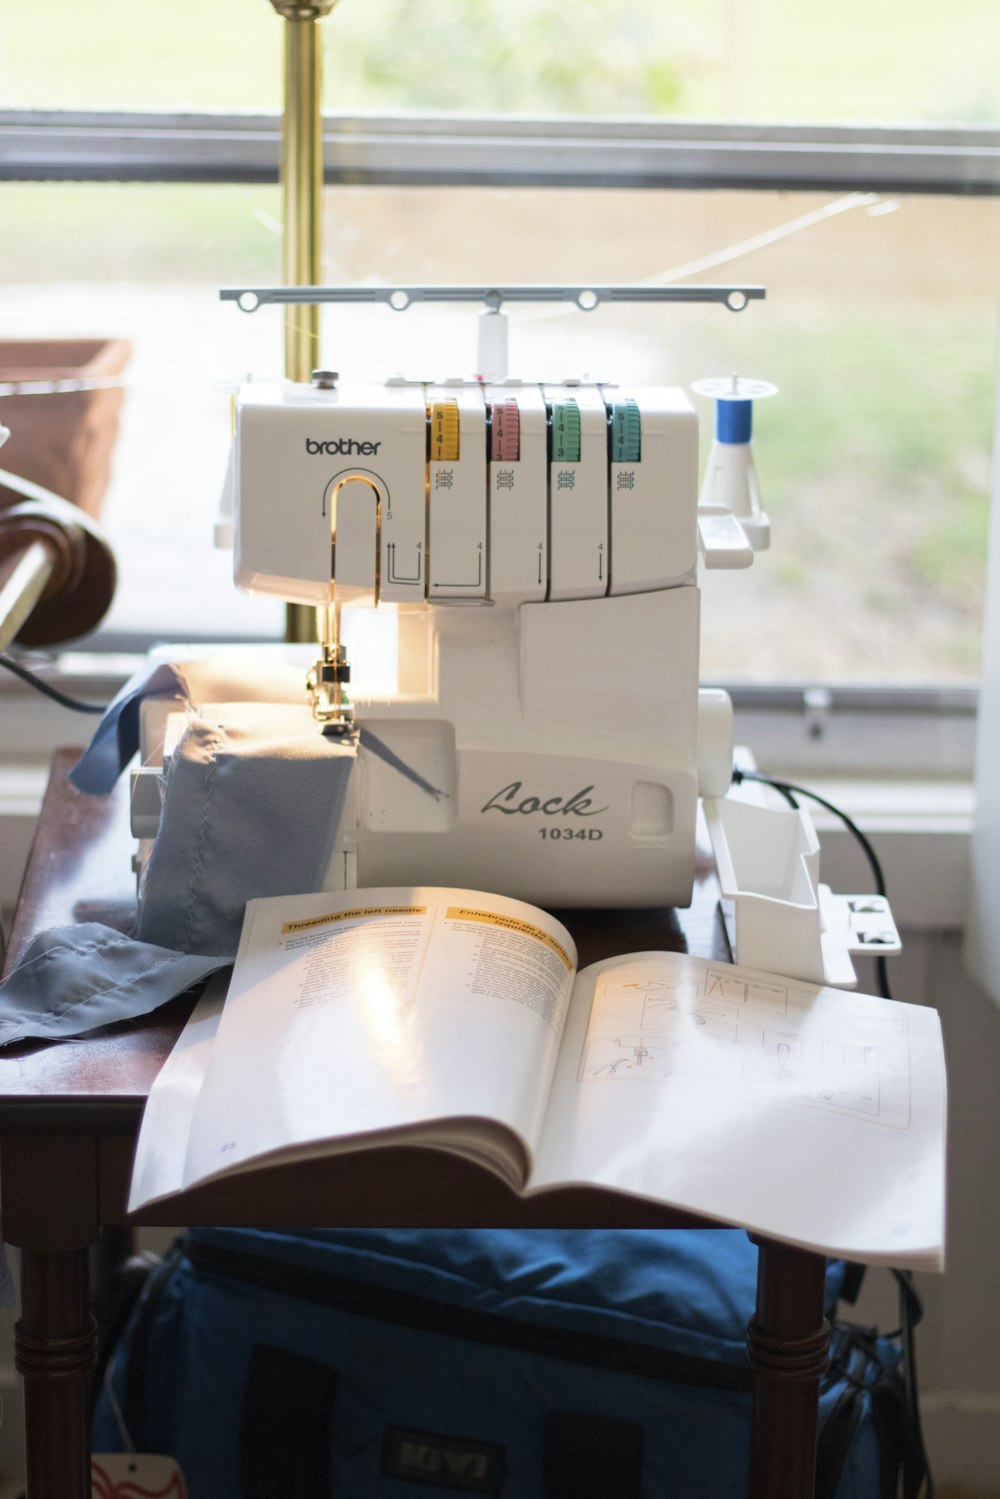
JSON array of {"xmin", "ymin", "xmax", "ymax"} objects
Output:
[
  {"xmin": 130, "ymin": 887, "xmax": 577, "ymax": 1208},
  {"xmin": 530, "ymin": 951, "xmax": 947, "ymax": 1269}
]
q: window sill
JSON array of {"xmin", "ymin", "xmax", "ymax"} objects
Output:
[{"xmin": 769, "ymin": 774, "xmax": 973, "ymax": 932}]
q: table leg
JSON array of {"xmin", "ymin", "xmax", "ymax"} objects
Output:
[
  {"xmin": 15, "ymin": 1246, "xmax": 96, "ymax": 1499},
  {"xmin": 1, "ymin": 1134, "xmax": 100, "ymax": 1499},
  {"xmin": 746, "ymin": 1236, "xmax": 830, "ymax": 1499}
]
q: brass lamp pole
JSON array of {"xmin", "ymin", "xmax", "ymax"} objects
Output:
[{"xmin": 268, "ymin": 0, "xmax": 341, "ymax": 640}]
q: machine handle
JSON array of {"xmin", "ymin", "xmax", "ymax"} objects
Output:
[{"xmin": 0, "ymin": 470, "xmax": 117, "ymax": 647}]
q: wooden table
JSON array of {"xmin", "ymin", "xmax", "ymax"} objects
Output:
[{"xmin": 0, "ymin": 753, "xmax": 831, "ymax": 1499}]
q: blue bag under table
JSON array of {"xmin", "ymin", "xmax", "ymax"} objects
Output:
[{"xmin": 93, "ymin": 1227, "xmax": 912, "ymax": 1499}]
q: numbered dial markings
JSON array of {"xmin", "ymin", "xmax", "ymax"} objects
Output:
[
  {"xmin": 491, "ymin": 400, "xmax": 521, "ymax": 462},
  {"xmin": 550, "ymin": 400, "xmax": 582, "ymax": 463},
  {"xmin": 429, "ymin": 400, "xmax": 461, "ymax": 461}
]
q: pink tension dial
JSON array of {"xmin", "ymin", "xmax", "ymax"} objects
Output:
[{"xmin": 490, "ymin": 400, "xmax": 521, "ymax": 462}]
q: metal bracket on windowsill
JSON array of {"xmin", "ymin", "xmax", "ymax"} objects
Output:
[{"xmin": 803, "ymin": 687, "xmax": 833, "ymax": 742}]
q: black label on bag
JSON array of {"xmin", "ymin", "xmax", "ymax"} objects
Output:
[{"xmin": 382, "ymin": 1425, "xmax": 505, "ymax": 1494}]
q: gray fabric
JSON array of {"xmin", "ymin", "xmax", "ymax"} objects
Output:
[
  {"xmin": 0, "ymin": 924, "xmax": 227, "ymax": 1048},
  {"xmin": 68, "ymin": 650, "xmax": 445, "ymax": 808},
  {"xmin": 2, "ymin": 665, "xmax": 358, "ymax": 1306},
  {"xmin": 70, "ymin": 651, "xmax": 310, "ymax": 795},
  {"xmin": 136, "ymin": 709, "xmax": 357, "ymax": 956},
  {"xmin": 0, "ymin": 704, "xmax": 358, "ymax": 1043}
]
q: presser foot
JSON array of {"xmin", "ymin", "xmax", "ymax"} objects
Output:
[
  {"xmin": 307, "ymin": 643, "xmax": 355, "ymax": 734},
  {"xmin": 320, "ymin": 718, "xmax": 357, "ymax": 740}
]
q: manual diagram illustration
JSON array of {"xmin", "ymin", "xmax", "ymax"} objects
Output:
[{"xmin": 579, "ymin": 960, "xmax": 911, "ymax": 1128}]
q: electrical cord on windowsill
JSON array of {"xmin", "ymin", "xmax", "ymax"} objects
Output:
[{"xmin": 0, "ymin": 650, "xmax": 109, "ymax": 714}]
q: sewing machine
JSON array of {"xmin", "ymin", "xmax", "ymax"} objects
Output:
[
  {"xmin": 227, "ymin": 370, "xmax": 734, "ymax": 913},
  {"xmin": 130, "ymin": 287, "xmax": 899, "ymax": 986}
]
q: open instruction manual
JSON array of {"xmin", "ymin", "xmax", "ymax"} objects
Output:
[{"xmin": 130, "ymin": 886, "xmax": 947, "ymax": 1268}]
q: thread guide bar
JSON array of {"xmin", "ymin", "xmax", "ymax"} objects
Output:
[{"xmin": 222, "ymin": 284, "xmax": 766, "ymax": 314}]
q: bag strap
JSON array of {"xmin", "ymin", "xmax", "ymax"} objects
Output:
[
  {"xmin": 815, "ymin": 1325, "xmax": 871, "ymax": 1499},
  {"xmin": 822, "ymin": 1317, "xmax": 934, "ymax": 1499},
  {"xmin": 544, "ymin": 1410, "xmax": 643, "ymax": 1499},
  {"xmin": 892, "ymin": 1270, "xmax": 934, "ymax": 1499},
  {"xmin": 239, "ymin": 1344, "xmax": 339, "ymax": 1498},
  {"xmin": 838, "ymin": 1261, "xmax": 868, "ymax": 1305},
  {"xmin": 120, "ymin": 1247, "xmax": 187, "ymax": 1448}
]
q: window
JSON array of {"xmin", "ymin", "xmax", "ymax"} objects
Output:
[{"xmin": 1, "ymin": 2, "xmax": 998, "ymax": 753}]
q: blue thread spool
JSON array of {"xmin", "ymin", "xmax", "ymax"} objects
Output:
[
  {"xmin": 691, "ymin": 375, "xmax": 778, "ymax": 555},
  {"xmin": 692, "ymin": 375, "xmax": 777, "ymax": 445}
]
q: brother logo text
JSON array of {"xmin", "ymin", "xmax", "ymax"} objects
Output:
[{"xmin": 305, "ymin": 436, "xmax": 382, "ymax": 456}]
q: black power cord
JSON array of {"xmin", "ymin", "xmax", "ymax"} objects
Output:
[{"xmin": 0, "ymin": 650, "xmax": 109, "ymax": 714}]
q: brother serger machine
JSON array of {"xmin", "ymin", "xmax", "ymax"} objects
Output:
[
  {"xmin": 140, "ymin": 286, "xmax": 899, "ymax": 987},
  {"xmin": 234, "ymin": 370, "xmax": 743, "ymax": 907}
]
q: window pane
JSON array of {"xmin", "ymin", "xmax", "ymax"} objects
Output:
[
  {"xmin": 2, "ymin": 1, "xmax": 284, "ymax": 111},
  {"xmin": 0, "ymin": 181, "xmax": 995, "ymax": 685},
  {"xmin": 0, "ymin": 183, "xmax": 286, "ymax": 641},
  {"xmin": 4, "ymin": 0, "xmax": 998, "ymax": 123},
  {"xmin": 316, "ymin": 184, "xmax": 997, "ymax": 684}
]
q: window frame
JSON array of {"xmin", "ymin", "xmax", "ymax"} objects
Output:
[{"xmin": 1, "ymin": 110, "xmax": 998, "ymax": 193}]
